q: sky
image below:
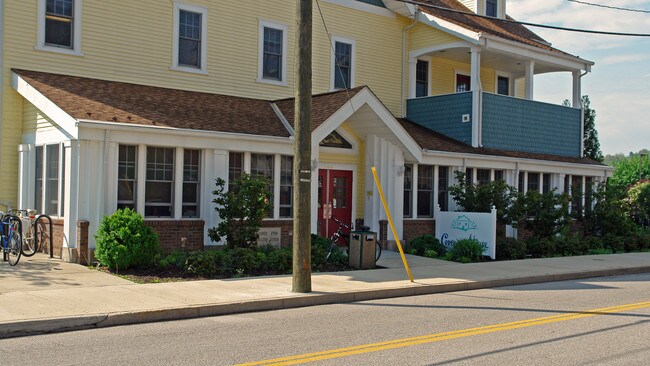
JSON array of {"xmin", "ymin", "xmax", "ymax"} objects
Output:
[{"xmin": 506, "ymin": 0, "xmax": 650, "ymax": 156}]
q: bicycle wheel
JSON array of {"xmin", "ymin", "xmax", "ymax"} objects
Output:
[
  {"xmin": 36, "ymin": 221, "xmax": 50, "ymax": 254},
  {"xmin": 325, "ymin": 234, "xmax": 338, "ymax": 261},
  {"xmin": 375, "ymin": 241, "xmax": 382, "ymax": 263},
  {"xmin": 7, "ymin": 231, "xmax": 21, "ymax": 265},
  {"xmin": 21, "ymin": 223, "xmax": 37, "ymax": 257}
]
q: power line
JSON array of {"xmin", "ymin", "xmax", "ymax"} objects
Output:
[
  {"xmin": 568, "ymin": 0, "xmax": 650, "ymax": 14},
  {"xmin": 395, "ymin": 0, "xmax": 650, "ymax": 37}
]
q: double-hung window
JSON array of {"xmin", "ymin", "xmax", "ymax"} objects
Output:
[
  {"xmin": 438, "ymin": 166, "xmax": 449, "ymax": 212},
  {"xmin": 497, "ymin": 76, "xmax": 510, "ymax": 95},
  {"xmin": 417, "ymin": 165, "xmax": 434, "ymax": 217},
  {"xmin": 251, "ymin": 154, "xmax": 275, "ymax": 218},
  {"xmin": 415, "ymin": 60, "xmax": 429, "ymax": 98},
  {"xmin": 333, "ymin": 39, "xmax": 354, "ymax": 90},
  {"xmin": 118, "ymin": 145, "xmax": 137, "ymax": 210},
  {"xmin": 34, "ymin": 143, "xmax": 66, "ymax": 216},
  {"xmin": 259, "ymin": 21, "xmax": 287, "ymax": 85},
  {"xmin": 477, "ymin": 169, "xmax": 491, "ymax": 186},
  {"xmin": 173, "ymin": 3, "xmax": 207, "ymax": 73},
  {"xmin": 527, "ymin": 172, "xmax": 540, "ymax": 193},
  {"xmin": 486, "ymin": 0, "xmax": 498, "ymax": 17},
  {"xmin": 279, "ymin": 156, "xmax": 293, "ymax": 218},
  {"xmin": 182, "ymin": 149, "xmax": 200, "ymax": 218},
  {"xmin": 38, "ymin": 0, "xmax": 81, "ymax": 55},
  {"xmin": 145, "ymin": 147, "xmax": 174, "ymax": 217},
  {"xmin": 228, "ymin": 152, "xmax": 244, "ymax": 193},
  {"xmin": 403, "ymin": 165, "xmax": 413, "ymax": 218}
]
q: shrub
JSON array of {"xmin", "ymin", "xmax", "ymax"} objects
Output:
[
  {"xmin": 208, "ymin": 174, "xmax": 271, "ymax": 248},
  {"xmin": 95, "ymin": 208, "xmax": 160, "ymax": 270},
  {"xmin": 409, "ymin": 234, "xmax": 446, "ymax": 257},
  {"xmin": 602, "ymin": 233, "xmax": 625, "ymax": 253},
  {"xmin": 449, "ymin": 171, "xmax": 518, "ymax": 226},
  {"xmin": 511, "ymin": 190, "xmax": 571, "ymax": 239},
  {"xmin": 496, "ymin": 237, "xmax": 526, "ymax": 260},
  {"xmin": 185, "ymin": 250, "xmax": 219, "ymax": 277},
  {"xmin": 445, "ymin": 238, "xmax": 486, "ymax": 263},
  {"xmin": 526, "ymin": 236, "xmax": 556, "ymax": 258}
]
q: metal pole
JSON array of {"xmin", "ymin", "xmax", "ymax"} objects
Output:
[{"xmin": 292, "ymin": 0, "xmax": 312, "ymax": 293}]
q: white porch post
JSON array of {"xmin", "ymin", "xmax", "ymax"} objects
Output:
[
  {"xmin": 572, "ymin": 70, "xmax": 582, "ymax": 109},
  {"xmin": 408, "ymin": 58, "xmax": 417, "ymax": 99},
  {"xmin": 174, "ymin": 148, "xmax": 184, "ymax": 219},
  {"xmin": 471, "ymin": 47, "xmax": 482, "ymax": 147},
  {"xmin": 433, "ymin": 165, "xmax": 439, "ymax": 215},
  {"xmin": 525, "ymin": 60, "xmax": 535, "ymax": 100},
  {"xmin": 17, "ymin": 144, "xmax": 31, "ymax": 209},
  {"xmin": 412, "ymin": 163, "xmax": 419, "ymax": 218},
  {"xmin": 136, "ymin": 144, "xmax": 146, "ymax": 214},
  {"xmin": 207, "ymin": 149, "xmax": 228, "ymax": 245},
  {"xmin": 63, "ymin": 141, "xmax": 79, "ymax": 260}
]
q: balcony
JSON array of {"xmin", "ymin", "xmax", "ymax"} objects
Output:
[{"xmin": 407, "ymin": 93, "xmax": 582, "ymax": 158}]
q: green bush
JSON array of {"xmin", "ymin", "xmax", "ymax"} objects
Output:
[
  {"xmin": 603, "ymin": 233, "xmax": 625, "ymax": 253},
  {"xmin": 526, "ymin": 237, "xmax": 556, "ymax": 258},
  {"xmin": 445, "ymin": 238, "xmax": 486, "ymax": 263},
  {"xmin": 409, "ymin": 234, "xmax": 447, "ymax": 257},
  {"xmin": 95, "ymin": 208, "xmax": 160, "ymax": 270},
  {"xmin": 496, "ymin": 237, "xmax": 526, "ymax": 260}
]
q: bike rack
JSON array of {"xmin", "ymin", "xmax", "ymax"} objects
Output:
[{"xmin": 34, "ymin": 214, "xmax": 53, "ymax": 258}]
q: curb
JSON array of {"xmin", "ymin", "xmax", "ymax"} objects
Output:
[{"xmin": 1, "ymin": 266, "xmax": 649, "ymax": 339}]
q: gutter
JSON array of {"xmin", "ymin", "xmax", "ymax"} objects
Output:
[{"xmin": 401, "ymin": 6, "xmax": 418, "ymax": 118}]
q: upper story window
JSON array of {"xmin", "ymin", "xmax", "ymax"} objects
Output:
[
  {"xmin": 37, "ymin": 0, "xmax": 82, "ymax": 55},
  {"xmin": 416, "ymin": 60, "xmax": 429, "ymax": 98},
  {"xmin": 332, "ymin": 37, "xmax": 355, "ymax": 90},
  {"xmin": 456, "ymin": 74, "xmax": 471, "ymax": 93},
  {"xmin": 258, "ymin": 21, "xmax": 288, "ymax": 85},
  {"xmin": 497, "ymin": 76, "xmax": 510, "ymax": 96},
  {"xmin": 172, "ymin": 3, "xmax": 208, "ymax": 73},
  {"xmin": 486, "ymin": 0, "xmax": 498, "ymax": 17}
]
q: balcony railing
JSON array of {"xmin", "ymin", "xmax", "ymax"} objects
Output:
[{"xmin": 407, "ymin": 93, "xmax": 582, "ymax": 158}]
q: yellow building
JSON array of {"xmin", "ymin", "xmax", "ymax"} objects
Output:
[{"xmin": 1, "ymin": 0, "xmax": 612, "ymax": 262}]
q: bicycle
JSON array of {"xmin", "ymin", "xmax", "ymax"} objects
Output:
[
  {"xmin": 326, "ymin": 217, "xmax": 381, "ymax": 263},
  {"xmin": 9, "ymin": 209, "xmax": 40, "ymax": 257},
  {"xmin": 0, "ymin": 212, "xmax": 22, "ymax": 266}
]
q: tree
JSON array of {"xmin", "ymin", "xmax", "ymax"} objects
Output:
[
  {"xmin": 449, "ymin": 171, "xmax": 518, "ymax": 226},
  {"xmin": 208, "ymin": 174, "xmax": 271, "ymax": 249},
  {"xmin": 610, "ymin": 154, "xmax": 650, "ymax": 187},
  {"xmin": 581, "ymin": 96, "xmax": 604, "ymax": 162}
]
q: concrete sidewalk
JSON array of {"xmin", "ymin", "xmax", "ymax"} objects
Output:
[{"xmin": 1, "ymin": 251, "xmax": 649, "ymax": 338}]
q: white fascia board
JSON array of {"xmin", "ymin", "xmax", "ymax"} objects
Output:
[
  {"xmin": 320, "ymin": 0, "xmax": 396, "ymax": 18},
  {"xmin": 410, "ymin": 41, "xmax": 473, "ymax": 59},
  {"xmin": 383, "ymin": 0, "xmax": 415, "ymax": 17},
  {"xmin": 482, "ymin": 35, "xmax": 594, "ymax": 72},
  {"xmin": 312, "ymin": 88, "xmax": 423, "ymax": 162},
  {"xmin": 422, "ymin": 148, "xmax": 613, "ymax": 175},
  {"xmin": 270, "ymin": 102, "xmax": 294, "ymax": 136},
  {"xmin": 12, "ymin": 72, "xmax": 78, "ymax": 139},
  {"xmin": 79, "ymin": 119, "xmax": 293, "ymax": 153},
  {"xmin": 418, "ymin": 12, "xmax": 481, "ymax": 45}
]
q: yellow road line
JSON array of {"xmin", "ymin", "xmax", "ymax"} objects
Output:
[{"xmin": 237, "ymin": 301, "xmax": 650, "ymax": 365}]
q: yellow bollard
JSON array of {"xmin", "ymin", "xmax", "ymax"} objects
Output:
[{"xmin": 371, "ymin": 166, "xmax": 414, "ymax": 282}]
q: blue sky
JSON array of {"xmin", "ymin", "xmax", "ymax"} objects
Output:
[{"xmin": 507, "ymin": 0, "xmax": 650, "ymax": 156}]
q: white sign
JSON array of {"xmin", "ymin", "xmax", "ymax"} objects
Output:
[
  {"xmin": 259, "ymin": 228, "xmax": 281, "ymax": 247},
  {"xmin": 435, "ymin": 207, "xmax": 497, "ymax": 260}
]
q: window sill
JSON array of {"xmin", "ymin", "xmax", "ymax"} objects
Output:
[
  {"xmin": 170, "ymin": 65, "xmax": 208, "ymax": 75},
  {"xmin": 256, "ymin": 78, "xmax": 287, "ymax": 87},
  {"xmin": 34, "ymin": 45, "xmax": 84, "ymax": 57}
]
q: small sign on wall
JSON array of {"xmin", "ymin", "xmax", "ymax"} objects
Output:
[{"xmin": 259, "ymin": 228, "xmax": 281, "ymax": 247}]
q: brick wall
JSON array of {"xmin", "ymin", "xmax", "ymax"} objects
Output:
[
  {"xmin": 77, "ymin": 220, "xmax": 90, "ymax": 265},
  {"xmin": 260, "ymin": 220, "xmax": 293, "ymax": 247},
  {"xmin": 38, "ymin": 217, "xmax": 64, "ymax": 258},
  {"xmin": 144, "ymin": 220, "xmax": 205, "ymax": 253},
  {"xmin": 403, "ymin": 219, "xmax": 436, "ymax": 244}
]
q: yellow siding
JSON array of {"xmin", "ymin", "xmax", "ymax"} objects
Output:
[
  {"xmin": 515, "ymin": 78, "xmax": 527, "ymax": 99},
  {"xmin": 429, "ymin": 56, "xmax": 498, "ymax": 95},
  {"xmin": 459, "ymin": 0, "xmax": 476, "ymax": 12},
  {"xmin": 409, "ymin": 23, "xmax": 460, "ymax": 52},
  {"xmin": 23, "ymin": 103, "xmax": 57, "ymax": 133}
]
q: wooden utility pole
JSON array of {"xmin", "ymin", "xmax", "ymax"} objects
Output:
[{"xmin": 292, "ymin": 0, "xmax": 312, "ymax": 293}]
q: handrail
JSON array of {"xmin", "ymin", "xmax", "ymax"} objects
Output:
[{"xmin": 34, "ymin": 214, "xmax": 53, "ymax": 258}]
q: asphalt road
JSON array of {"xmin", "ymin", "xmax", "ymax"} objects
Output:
[{"xmin": 1, "ymin": 274, "xmax": 649, "ymax": 365}]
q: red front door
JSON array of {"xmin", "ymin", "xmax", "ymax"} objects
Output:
[{"xmin": 317, "ymin": 169, "xmax": 353, "ymax": 238}]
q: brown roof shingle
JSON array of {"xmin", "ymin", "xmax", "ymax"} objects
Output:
[{"xmin": 14, "ymin": 69, "xmax": 291, "ymax": 137}]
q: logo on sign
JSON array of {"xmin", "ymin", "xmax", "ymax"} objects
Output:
[{"xmin": 451, "ymin": 215, "xmax": 478, "ymax": 232}]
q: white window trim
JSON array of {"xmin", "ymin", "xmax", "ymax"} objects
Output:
[
  {"xmin": 36, "ymin": 0, "xmax": 83, "ymax": 56},
  {"xmin": 483, "ymin": 0, "xmax": 502, "ymax": 18},
  {"xmin": 495, "ymin": 71, "xmax": 513, "ymax": 96},
  {"xmin": 257, "ymin": 20, "xmax": 288, "ymax": 86},
  {"xmin": 171, "ymin": 2, "xmax": 208, "ymax": 74},
  {"xmin": 415, "ymin": 56, "xmax": 432, "ymax": 98},
  {"xmin": 330, "ymin": 36, "xmax": 356, "ymax": 91}
]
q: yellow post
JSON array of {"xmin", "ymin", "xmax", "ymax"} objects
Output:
[{"xmin": 371, "ymin": 166, "xmax": 414, "ymax": 282}]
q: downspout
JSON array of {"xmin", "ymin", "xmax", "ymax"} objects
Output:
[
  {"xmin": 578, "ymin": 70, "xmax": 588, "ymax": 158},
  {"xmin": 0, "ymin": 0, "xmax": 5, "ymax": 180},
  {"xmin": 401, "ymin": 6, "xmax": 418, "ymax": 118}
]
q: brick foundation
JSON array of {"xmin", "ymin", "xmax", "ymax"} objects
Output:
[
  {"xmin": 37, "ymin": 217, "xmax": 64, "ymax": 259},
  {"xmin": 403, "ymin": 219, "xmax": 436, "ymax": 244},
  {"xmin": 77, "ymin": 221, "xmax": 90, "ymax": 265},
  {"xmin": 260, "ymin": 220, "xmax": 293, "ymax": 247},
  {"xmin": 144, "ymin": 220, "xmax": 205, "ymax": 253}
]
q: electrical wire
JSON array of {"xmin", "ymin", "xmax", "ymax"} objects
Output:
[
  {"xmin": 394, "ymin": 0, "xmax": 650, "ymax": 37},
  {"xmin": 568, "ymin": 0, "xmax": 650, "ymax": 14}
]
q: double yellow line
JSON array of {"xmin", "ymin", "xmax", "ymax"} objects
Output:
[{"xmin": 237, "ymin": 301, "xmax": 650, "ymax": 365}]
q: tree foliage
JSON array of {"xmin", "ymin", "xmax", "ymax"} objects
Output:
[
  {"xmin": 581, "ymin": 96, "xmax": 604, "ymax": 162},
  {"xmin": 610, "ymin": 153, "xmax": 650, "ymax": 187},
  {"xmin": 208, "ymin": 174, "xmax": 271, "ymax": 248},
  {"xmin": 626, "ymin": 181, "xmax": 650, "ymax": 226},
  {"xmin": 449, "ymin": 171, "xmax": 518, "ymax": 225},
  {"xmin": 510, "ymin": 190, "xmax": 571, "ymax": 239}
]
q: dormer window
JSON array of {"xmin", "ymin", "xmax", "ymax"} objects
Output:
[{"xmin": 486, "ymin": 0, "xmax": 498, "ymax": 17}]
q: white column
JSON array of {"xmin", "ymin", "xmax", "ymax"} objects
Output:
[
  {"xmin": 412, "ymin": 163, "xmax": 419, "ymax": 218},
  {"xmin": 174, "ymin": 148, "xmax": 184, "ymax": 219},
  {"xmin": 408, "ymin": 58, "xmax": 417, "ymax": 99},
  {"xmin": 207, "ymin": 149, "xmax": 228, "ymax": 245},
  {"xmin": 471, "ymin": 47, "xmax": 482, "ymax": 147},
  {"xmin": 273, "ymin": 153, "xmax": 281, "ymax": 219},
  {"xmin": 572, "ymin": 70, "xmax": 582, "ymax": 109},
  {"xmin": 581, "ymin": 175, "xmax": 587, "ymax": 210},
  {"xmin": 558, "ymin": 173, "xmax": 566, "ymax": 193},
  {"xmin": 63, "ymin": 141, "xmax": 78, "ymax": 253},
  {"xmin": 525, "ymin": 60, "xmax": 535, "ymax": 100},
  {"xmin": 433, "ymin": 165, "xmax": 439, "ymax": 215},
  {"xmin": 523, "ymin": 171, "xmax": 528, "ymax": 193},
  {"xmin": 104, "ymin": 142, "xmax": 118, "ymax": 216},
  {"xmin": 136, "ymin": 144, "xmax": 146, "ymax": 214},
  {"xmin": 17, "ymin": 144, "xmax": 31, "ymax": 209},
  {"xmin": 244, "ymin": 152, "xmax": 251, "ymax": 173}
]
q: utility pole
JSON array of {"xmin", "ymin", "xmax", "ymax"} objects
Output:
[{"xmin": 292, "ymin": 0, "xmax": 312, "ymax": 293}]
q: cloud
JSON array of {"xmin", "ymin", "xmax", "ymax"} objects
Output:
[{"xmin": 599, "ymin": 53, "xmax": 650, "ymax": 66}]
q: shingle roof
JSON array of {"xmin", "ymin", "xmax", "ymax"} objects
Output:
[
  {"xmin": 14, "ymin": 69, "xmax": 291, "ymax": 137},
  {"xmin": 397, "ymin": 118, "xmax": 607, "ymax": 166},
  {"xmin": 416, "ymin": 0, "xmax": 575, "ymax": 57},
  {"xmin": 273, "ymin": 87, "xmax": 365, "ymax": 132}
]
